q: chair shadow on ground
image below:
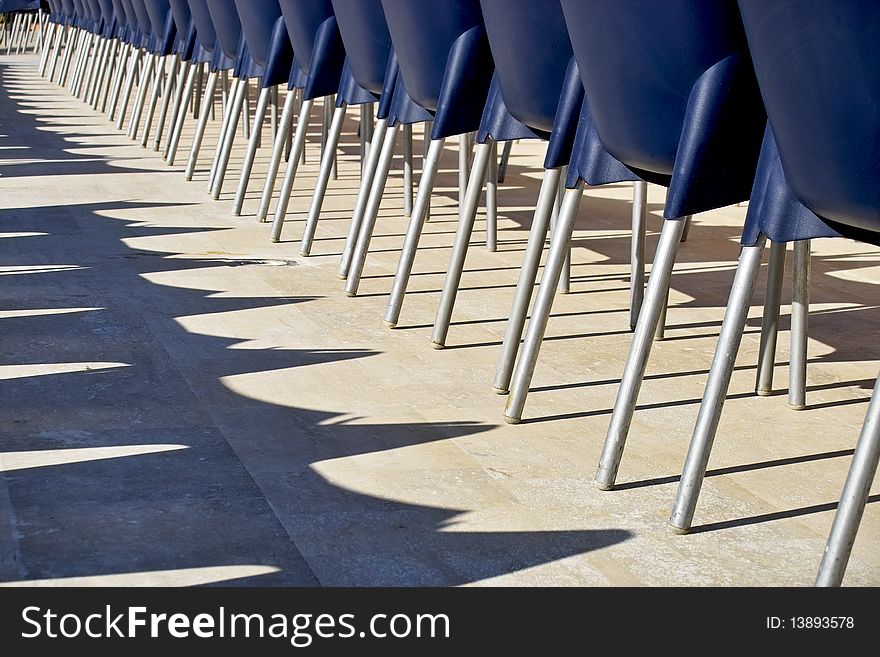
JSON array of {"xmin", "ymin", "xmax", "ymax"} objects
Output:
[{"xmin": 0, "ymin": 59, "xmax": 632, "ymax": 586}]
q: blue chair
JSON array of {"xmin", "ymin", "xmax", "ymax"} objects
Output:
[
  {"xmin": 164, "ymin": 0, "xmax": 224, "ymax": 166},
  {"xmin": 39, "ymin": 0, "xmax": 65, "ymax": 76},
  {"xmin": 47, "ymin": 0, "xmax": 77, "ymax": 84},
  {"xmin": 103, "ymin": 0, "xmax": 137, "ymax": 117},
  {"xmin": 201, "ymin": 0, "xmax": 245, "ymax": 190},
  {"xmin": 58, "ymin": 0, "xmax": 88, "ymax": 88},
  {"xmin": 83, "ymin": 0, "xmax": 118, "ymax": 110},
  {"xmin": 228, "ymin": 0, "xmax": 293, "ymax": 212},
  {"xmin": 80, "ymin": 0, "xmax": 106, "ymax": 98},
  {"xmin": 671, "ymin": 0, "xmax": 880, "ymax": 586},
  {"xmin": 430, "ymin": 0, "xmax": 595, "ymax": 363},
  {"xmin": 260, "ymin": 0, "xmax": 358, "ymax": 235},
  {"xmin": 294, "ymin": 0, "xmax": 392, "ymax": 254},
  {"xmin": 168, "ymin": 0, "xmax": 239, "ymax": 170},
  {"xmin": 125, "ymin": 0, "xmax": 175, "ymax": 141},
  {"xmin": 145, "ymin": 0, "xmax": 191, "ymax": 149},
  {"xmin": 343, "ymin": 0, "xmax": 495, "ymax": 304},
  {"xmin": 106, "ymin": 0, "xmax": 146, "ymax": 123},
  {"xmin": 3, "ymin": 0, "xmax": 42, "ymax": 56},
  {"xmin": 519, "ymin": 2, "xmax": 767, "ymax": 457}
]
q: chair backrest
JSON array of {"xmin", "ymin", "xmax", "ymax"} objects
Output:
[
  {"xmin": 204, "ymin": 0, "xmax": 240, "ymax": 60},
  {"xmin": 130, "ymin": 0, "xmax": 152, "ymax": 40},
  {"xmin": 739, "ymin": 0, "xmax": 880, "ymax": 235},
  {"xmin": 97, "ymin": 0, "xmax": 113, "ymax": 24},
  {"xmin": 144, "ymin": 0, "xmax": 169, "ymax": 36},
  {"xmin": 110, "ymin": 0, "xmax": 127, "ymax": 33},
  {"xmin": 232, "ymin": 0, "xmax": 279, "ymax": 68},
  {"xmin": 561, "ymin": 0, "xmax": 751, "ymax": 177},
  {"xmin": 330, "ymin": 0, "xmax": 391, "ymax": 95},
  {"xmin": 380, "ymin": 0, "xmax": 485, "ymax": 112},
  {"xmin": 118, "ymin": 0, "xmax": 139, "ymax": 32},
  {"xmin": 60, "ymin": 0, "xmax": 75, "ymax": 20},
  {"xmin": 167, "ymin": 0, "xmax": 188, "ymax": 33},
  {"xmin": 185, "ymin": 0, "xmax": 216, "ymax": 52},
  {"xmin": 84, "ymin": 0, "xmax": 101, "ymax": 27},
  {"xmin": 479, "ymin": 0, "xmax": 572, "ymax": 133},
  {"xmin": 277, "ymin": 0, "xmax": 333, "ymax": 74}
]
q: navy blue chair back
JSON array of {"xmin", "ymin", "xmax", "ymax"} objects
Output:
[
  {"xmin": 185, "ymin": 0, "xmax": 216, "ymax": 54},
  {"xmin": 479, "ymin": 0, "xmax": 572, "ymax": 135},
  {"xmin": 561, "ymin": 0, "xmax": 766, "ymax": 217},
  {"xmin": 232, "ymin": 0, "xmax": 278, "ymax": 69},
  {"xmin": 380, "ymin": 0, "xmax": 484, "ymax": 113},
  {"xmin": 330, "ymin": 0, "xmax": 391, "ymax": 96},
  {"xmin": 204, "ymin": 0, "xmax": 239, "ymax": 62},
  {"xmin": 739, "ymin": 0, "xmax": 880, "ymax": 242}
]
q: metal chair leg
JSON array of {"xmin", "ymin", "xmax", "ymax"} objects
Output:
[
  {"xmin": 668, "ymin": 236, "xmax": 768, "ymax": 531},
  {"xmin": 595, "ymin": 218, "xmax": 689, "ymax": 489},
  {"xmin": 551, "ymin": 173, "xmax": 570, "ymax": 293},
  {"xmin": 654, "ymin": 214, "xmax": 690, "ymax": 341},
  {"xmin": 210, "ymin": 76, "xmax": 248, "ymax": 199},
  {"xmin": 486, "ymin": 139, "xmax": 498, "ymax": 251},
  {"xmin": 208, "ymin": 75, "xmax": 240, "ymax": 189},
  {"xmin": 115, "ymin": 48, "xmax": 142, "ymax": 130},
  {"xmin": 47, "ymin": 24, "xmax": 64, "ymax": 82},
  {"xmin": 128, "ymin": 52, "xmax": 155, "ymax": 138},
  {"xmin": 183, "ymin": 69, "xmax": 218, "ymax": 179},
  {"xmin": 106, "ymin": 43, "xmax": 130, "ymax": 120},
  {"xmin": 151, "ymin": 54, "xmax": 179, "ymax": 150},
  {"xmin": 459, "ymin": 132, "xmax": 470, "ymax": 219},
  {"xmin": 402, "ymin": 123, "xmax": 414, "ymax": 217},
  {"xmin": 38, "ymin": 20, "xmax": 55, "ymax": 75},
  {"xmin": 504, "ymin": 185, "xmax": 585, "ymax": 422},
  {"xmin": 431, "ymin": 141, "xmax": 493, "ymax": 346},
  {"xmin": 267, "ymin": 98, "xmax": 315, "ymax": 241},
  {"xmin": 96, "ymin": 38, "xmax": 119, "ymax": 111},
  {"xmin": 301, "ymin": 104, "xmax": 347, "ymax": 254},
  {"xmin": 789, "ymin": 239, "xmax": 811, "ymax": 409},
  {"xmin": 630, "ymin": 181, "xmax": 648, "ymax": 330},
  {"xmin": 344, "ymin": 122, "xmax": 401, "ymax": 295},
  {"xmin": 165, "ymin": 61, "xmax": 197, "ymax": 165},
  {"xmin": 384, "ymin": 137, "xmax": 448, "ymax": 327},
  {"xmin": 497, "ymin": 139, "xmax": 513, "ymax": 183},
  {"xmin": 816, "ymin": 372, "xmax": 880, "ymax": 586},
  {"xmin": 255, "ymin": 87, "xmax": 298, "ymax": 223},
  {"xmin": 755, "ymin": 240, "xmax": 786, "ymax": 395},
  {"xmin": 338, "ymin": 118, "xmax": 390, "ymax": 279},
  {"xmin": 140, "ymin": 54, "xmax": 167, "ymax": 147},
  {"xmin": 492, "ymin": 168, "xmax": 563, "ymax": 392},
  {"xmin": 233, "ymin": 85, "xmax": 273, "ymax": 215},
  {"xmin": 89, "ymin": 36, "xmax": 112, "ymax": 108}
]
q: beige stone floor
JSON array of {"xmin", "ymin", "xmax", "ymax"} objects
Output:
[{"xmin": 1, "ymin": 54, "xmax": 878, "ymax": 586}]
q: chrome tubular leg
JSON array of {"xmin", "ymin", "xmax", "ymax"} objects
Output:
[
  {"xmin": 344, "ymin": 122, "xmax": 401, "ymax": 295},
  {"xmin": 504, "ymin": 185, "xmax": 585, "ymax": 423},
  {"xmin": 492, "ymin": 168, "xmax": 563, "ymax": 394},
  {"xmin": 255, "ymin": 87, "xmax": 298, "ymax": 222},
  {"xmin": 338, "ymin": 118, "xmax": 390, "ymax": 279},
  {"xmin": 300, "ymin": 104, "xmax": 347, "ymax": 254},
  {"xmin": 789, "ymin": 239, "xmax": 811, "ymax": 410},
  {"xmin": 595, "ymin": 218, "xmax": 690, "ymax": 489},
  {"xmin": 667, "ymin": 237, "xmax": 768, "ymax": 531},
  {"xmin": 165, "ymin": 61, "xmax": 197, "ymax": 165},
  {"xmin": 630, "ymin": 181, "xmax": 648, "ymax": 330},
  {"xmin": 232, "ymin": 85, "xmax": 272, "ymax": 215},
  {"xmin": 268, "ymin": 98, "xmax": 315, "ymax": 241},
  {"xmin": 430, "ymin": 141, "xmax": 493, "ymax": 345},
  {"xmin": 383, "ymin": 137, "xmax": 448, "ymax": 327},
  {"xmin": 755, "ymin": 240, "xmax": 786, "ymax": 395},
  {"xmin": 816, "ymin": 372, "xmax": 880, "ymax": 587}
]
